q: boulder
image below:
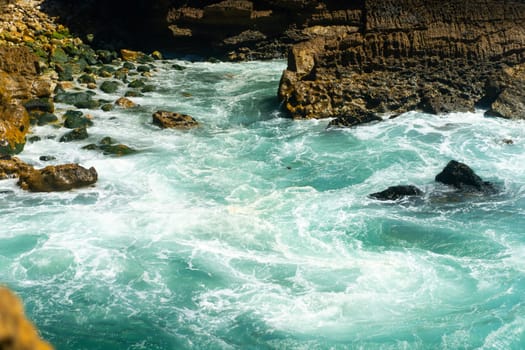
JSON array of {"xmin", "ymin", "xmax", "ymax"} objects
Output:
[
  {"xmin": 115, "ymin": 97, "xmax": 136, "ymax": 108},
  {"xmin": 83, "ymin": 137, "xmax": 137, "ymax": 156},
  {"xmin": 100, "ymin": 80, "xmax": 120, "ymax": 94},
  {"xmin": 54, "ymin": 91, "xmax": 99, "ymax": 109},
  {"xmin": 435, "ymin": 160, "xmax": 495, "ymax": 192},
  {"xmin": 59, "ymin": 127, "xmax": 88, "ymax": 142},
  {"xmin": 120, "ymin": 49, "xmax": 142, "ymax": 62},
  {"xmin": 369, "ymin": 185, "xmax": 423, "ymax": 201},
  {"xmin": 0, "ymin": 156, "xmax": 33, "ymax": 179},
  {"xmin": 23, "ymin": 98, "xmax": 54, "ymax": 114},
  {"xmin": 36, "ymin": 112, "xmax": 58, "ymax": 126},
  {"xmin": 0, "ymin": 103, "xmax": 29, "ymax": 156},
  {"xmin": 18, "ymin": 163, "xmax": 98, "ymax": 192},
  {"xmin": 152, "ymin": 110, "xmax": 199, "ymax": 129},
  {"xmin": 485, "ymin": 64, "xmax": 525, "ymax": 120},
  {"xmin": 0, "ymin": 287, "xmax": 54, "ymax": 350},
  {"xmin": 63, "ymin": 110, "xmax": 93, "ymax": 129}
]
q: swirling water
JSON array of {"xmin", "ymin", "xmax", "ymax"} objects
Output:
[{"xmin": 1, "ymin": 59, "xmax": 525, "ymax": 349}]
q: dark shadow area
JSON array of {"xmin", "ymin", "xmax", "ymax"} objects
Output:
[{"xmin": 40, "ymin": 0, "xmax": 174, "ymax": 51}]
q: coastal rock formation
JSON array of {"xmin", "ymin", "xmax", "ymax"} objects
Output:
[
  {"xmin": 18, "ymin": 163, "xmax": 98, "ymax": 192},
  {"xmin": 278, "ymin": 0, "xmax": 525, "ymax": 121},
  {"xmin": 370, "ymin": 185, "xmax": 423, "ymax": 201},
  {"xmin": 0, "ymin": 287, "xmax": 53, "ymax": 350},
  {"xmin": 152, "ymin": 110, "xmax": 199, "ymax": 129},
  {"xmin": 435, "ymin": 160, "xmax": 495, "ymax": 193}
]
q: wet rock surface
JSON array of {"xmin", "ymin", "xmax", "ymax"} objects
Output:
[
  {"xmin": 152, "ymin": 110, "xmax": 200, "ymax": 129},
  {"xmin": 18, "ymin": 163, "xmax": 98, "ymax": 192},
  {"xmin": 435, "ymin": 160, "xmax": 495, "ymax": 193},
  {"xmin": 370, "ymin": 185, "xmax": 423, "ymax": 201}
]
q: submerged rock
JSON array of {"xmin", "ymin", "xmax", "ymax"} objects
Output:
[
  {"xmin": 18, "ymin": 163, "xmax": 97, "ymax": 192},
  {"xmin": 435, "ymin": 160, "xmax": 495, "ymax": 192},
  {"xmin": 63, "ymin": 110, "xmax": 93, "ymax": 129},
  {"xmin": 152, "ymin": 110, "xmax": 199, "ymax": 129},
  {"xmin": 328, "ymin": 113, "xmax": 382, "ymax": 128},
  {"xmin": 82, "ymin": 137, "xmax": 137, "ymax": 156},
  {"xmin": 100, "ymin": 80, "xmax": 120, "ymax": 93},
  {"xmin": 370, "ymin": 185, "xmax": 423, "ymax": 201},
  {"xmin": 59, "ymin": 127, "xmax": 88, "ymax": 142}
]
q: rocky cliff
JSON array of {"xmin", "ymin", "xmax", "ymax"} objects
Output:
[
  {"xmin": 278, "ymin": 0, "xmax": 525, "ymax": 123},
  {"xmin": 41, "ymin": 0, "xmax": 525, "ymax": 123}
]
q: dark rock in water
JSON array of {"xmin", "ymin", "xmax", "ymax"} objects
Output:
[
  {"xmin": 56, "ymin": 64, "xmax": 74, "ymax": 81},
  {"xmin": 114, "ymin": 69, "xmax": 128, "ymax": 82},
  {"xmin": 23, "ymin": 98, "xmax": 55, "ymax": 113},
  {"xmin": 18, "ymin": 163, "xmax": 98, "ymax": 192},
  {"xmin": 141, "ymin": 85, "xmax": 155, "ymax": 93},
  {"xmin": 137, "ymin": 65, "xmax": 151, "ymax": 73},
  {"xmin": 328, "ymin": 113, "xmax": 382, "ymax": 128},
  {"xmin": 152, "ymin": 110, "xmax": 199, "ymax": 129},
  {"xmin": 435, "ymin": 160, "xmax": 495, "ymax": 192},
  {"xmin": 54, "ymin": 91, "xmax": 99, "ymax": 109},
  {"xmin": 502, "ymin": 139, "xmax": 514, "ymax": 145},
  {"xmin": 128, "ymin": 79, "xmax": 146, "ymax": 89},
  {"xmin": 370, "ymin": 185, "xmax": 423, "ymax": 201},
  {"xmin": 123, "ymin": 62, "xmax": 135, "ymax": 70},
  {"xmin": 101, "ymin": 103, "xmax": 114, "ymax": 112},
  {"xmin": 125, "ymin": 90, "xmax": 143, "ymax": 97},
  {"xmin": 59, "ymin": 127, "xmax": 89, "ymax": 142},
  {"xmin": 37, "ymin": 112, "xmax": 58, "ymax": 126},
  {"xmin": 39, "ymin": 155, "xmax": 56, "ymax": 162},
  {"xmin": 63, "ymin": 110, "xmax": 93, "ymax": 129},
  {"xmin": 172, "ymin": 64, "xmax": 186, "ymax": 71},
  {"xmin": 28, "ymin": 136, "xmax": 41, "ymax": 143},
  {"xmin": 96, "ymin": 50, "xmax": 118, "ymax": 64},
  {"xmin": 98, "ymin": 65, "xmax": 116, "ymax": 78},
  {"xmin": 83, "ymin": 137, "xmax": 137, "ymax": 156},
  {"xmin": 100, "ymin": 80, "xmax": 120, "ymax": 93},
  {"xmin": 78, "ymin": 74, "xmax": 96, "ymax": 84}
]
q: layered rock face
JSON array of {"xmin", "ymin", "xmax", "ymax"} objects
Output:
[{"xmin": 278, "ymin": 0, "xmax": 525, "ymax": 122}]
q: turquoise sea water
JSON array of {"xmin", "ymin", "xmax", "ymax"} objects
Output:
[{"xmin": 1, "ymin": 59, "xmax": 525, "ymax": 349}]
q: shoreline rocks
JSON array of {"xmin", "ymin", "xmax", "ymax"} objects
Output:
[{"xmin": 152, "ymin": 110, "xmax": 200, "ymax": 129}]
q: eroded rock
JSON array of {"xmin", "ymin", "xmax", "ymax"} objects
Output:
[
  {"xmin": 18, "ymin": 163, "xmax": 98, "ymax": 192},
  {"xmin": 152, "ymin": 110, "xmax": 199, "ymax": 129},
  {"xmin": 435, "ymin": 160, "xmax": 495, "ymax": 192},
  {"xmin": 370, "ymin": 185, "xmax": 423, "ymax": 201}
]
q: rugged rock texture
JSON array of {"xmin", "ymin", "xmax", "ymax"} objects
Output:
[
  {"xmin": 18, "ymin": 163, "xmax": 98, "ymax": 192},
  {"xmin": 152, "ymin": 110, "xmax": 200, "ymax": 129},
  {"xmin": 435, "ymin": 160, "xmax": 495, "ymax": 193},
  {"xmin": 370, "ymin": 185, "xmax": 423, "ymax": 201},
  {"xmin": 0, "ymin": 287, "xmax": 54, "ymax": 350},
  {"xmin": 278, "ymin": 0, "xmax": 525, "ymax": 122}
]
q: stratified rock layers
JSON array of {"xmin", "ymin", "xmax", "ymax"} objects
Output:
[{"xmin": 278, "ymin": 0, "xmax": 525, "ymax": 121}]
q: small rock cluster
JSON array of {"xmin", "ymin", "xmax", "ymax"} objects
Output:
[{"xmin": 370, "ymin": 160, "xmax": 496, "ymax": 202}]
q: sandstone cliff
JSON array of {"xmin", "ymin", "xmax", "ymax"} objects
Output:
[{"xmin": 278, "ymin": 0, "xmax": 525, "ymax": 123}]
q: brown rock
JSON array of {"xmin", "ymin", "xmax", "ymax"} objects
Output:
[
  {"xmin": 0, "ymin": 287, "xmax": 54, "ymax": 350},
  {"xmin": 18, "ymin": 164, "xmax": 98, "ymax": 192},
  {"xmin": 0, "ymin": 46, "xmax": 39, "ymax": 76},
  {"xmin": 0, "ymin": 156, "xmax": 33, "ymax": 179},
  {"xmin": 485, "ymin": 63, "xmax": 525, "ymax": 119},
  {"xmin": 115, "ymin": 97, "xmax": 137, "ymax": 108},
  {"xmin": 152, "ymin": 110, "xmax": 199, "ymax": 129},
  {"xmin": 120, "ymin": 49, "xmax": 142, "ymax": 62},
  {"xmin": 277, "ymin": 0, "xmax": 525, "ymax": 124},
  {"xmin": 0, "ymin": 103, "xmax": 30, "ymax": 155}
]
